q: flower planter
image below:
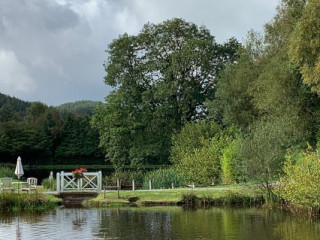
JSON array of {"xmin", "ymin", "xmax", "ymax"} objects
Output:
[
  {"xmin": 72, "ymin": 168, "xmax": 87, "ymax": 180},
  {"xmin": 73, "ymin": 174, "xmax": 84, "ymax": 179}
]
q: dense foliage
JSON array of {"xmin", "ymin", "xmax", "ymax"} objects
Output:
[{"xmin": 0, "ymin": 98, "xmax": 103, "ymax": 165}]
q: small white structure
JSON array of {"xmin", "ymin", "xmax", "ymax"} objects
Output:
[{"xmin": 56, "ymin": 171, "xmax": 102, "ymax": 193}]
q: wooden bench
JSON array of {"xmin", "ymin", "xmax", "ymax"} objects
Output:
[
  {"xmin": 0, "ymin": 177, "xmax": 14, "ymax": 192},
  {"xmin": 21, "ymin": 177, "xmax": 38, "ymax": 192}
]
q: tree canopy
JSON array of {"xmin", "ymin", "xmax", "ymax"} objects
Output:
[{"xmin": 93, "ymin": 18, "xmax": 239, "ymax": 170}]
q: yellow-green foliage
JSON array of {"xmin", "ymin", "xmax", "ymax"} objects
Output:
[
  {"xmin": 221, "ymin": 139, "xmax": 241, "ymax": 184},
  {"xmin": 278, "ymin": 148, "xmax": 320, "ymax": 208},
  {"xmin": 175, "ymin": 135, "xmax": 230, "ymax": 184},
  {"xmin": 289, "ymin": 0, "xmax": 320, "ymax": 95},
  {"xmin": 170, "ymin": 121, "xmax": 221, "ymax": 164},
  {"xmin": 171, "ymin": 120, "xmax": 227, "ymax": 184}
]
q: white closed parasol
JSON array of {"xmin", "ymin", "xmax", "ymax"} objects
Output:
[{"xmin": 14, "ymin": 156, "xmax": 24, "ymax": 179}]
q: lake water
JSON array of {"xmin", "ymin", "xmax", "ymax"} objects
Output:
[{"xmin": 0, "ymin": 206, "xmax": 320, "ymax": 240}]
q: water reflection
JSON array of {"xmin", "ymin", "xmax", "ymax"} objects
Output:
[
  {"xmin": 274, "ymin": 215, "xmax": 320, "ymax": 240},
  {"xmin": 0, "ymin": 207, "xmax": 319, "ymax": 240}
]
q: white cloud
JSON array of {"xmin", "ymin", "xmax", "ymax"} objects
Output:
[
  {"xmin": 114, "ymin": 8, "xmax": 140, "ymax": 35},
  {"xmin": 0, "ymin": 49, "xmax": 36, "ymax": 94}
]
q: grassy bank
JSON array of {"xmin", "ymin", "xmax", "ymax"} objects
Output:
[
  {"xmin": 0, "ymin": 192, "xmax": 62, "ymax": 212},
  {"xmin": 84, "ymin": 185, "xmax": 264, "ymax": 208}
]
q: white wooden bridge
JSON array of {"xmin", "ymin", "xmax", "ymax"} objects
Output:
[{"xmin": 56, "ymin": 171, "xmax": 102, "ymax": 193}]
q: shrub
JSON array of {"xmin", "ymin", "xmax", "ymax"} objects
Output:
[
  {"xmin": 277, "ymin": 147, "xmax": 320, "ymax": 210},
  {"xmin": 170, "ymin": 121, "xmax": 221, "ymax": 164},
  {"xmin": 41, "ymin": 178, "xmax": 57, "ymax": 190},
  {"xmin": 174, "ymin": 135, "xmax": 230, "ymax": 185}
]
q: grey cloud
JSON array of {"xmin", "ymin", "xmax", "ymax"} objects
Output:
[
  {"xmin": 43, "ymin": 3, "xmax": 79, "ymax": 31},
  {"xmin": 0, "ymin": 0, "xmax": 279, "ymax": 106}
]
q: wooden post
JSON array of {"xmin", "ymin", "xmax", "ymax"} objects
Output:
[
  {"xmin": 132, "ymin": 179, "xmax": 135, "ymax": 191},
  {"xmin": 149, "ymin": 179, "xmax": 152, "ymax": 190},
  {"xmin": 104, "ymin": 186, "xmax": 106, "ymax": 199},
  {"xmin": 49, "ymin": 171, "xmax": 53, "ymax": 190},
  {"xmin": 99, "ymin": 171, "xmax": 102, "ymax": 192},
  {"xmin": 96, "ymin": 171, "xmax": 102, "ymax": 192},
  {"xmin": 61, "ymin": 171, "xmax": 64, "ymax": 192},
  {"xmin": 56, "ymin": 172, "xmax": 60, "ymax": 193},
  {"xmin": 117, "ymin": 178, "xmax": 120, "ymax": 199}
]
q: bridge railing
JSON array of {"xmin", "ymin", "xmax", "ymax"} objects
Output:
[{"xmin": 56, "ymin": 171, "xmax": 102, "ymax": 193}]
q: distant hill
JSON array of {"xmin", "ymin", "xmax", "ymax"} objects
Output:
[
  {"xmin": 56, "ymin": 100, "xmax": 101, "ymax": 117},
  {"xmin": 0, "ymin": 92, "xmax": 31, "ymax": 114},
  {"xmin": 0, "ymin": 93, "xmax": 101, "ymax": 119}
]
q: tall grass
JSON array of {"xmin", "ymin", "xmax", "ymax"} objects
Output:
[
  {"xmin": 41, "ymin": 178, "xmax": 57, "ymax": 190},
  {"xmin": 142, "ymin": 168, "xmax": 187, "ymax": 189},
  {"xmin": 0, "ymin": 166, "xmax": 16, "ymax": 178},
  {"xmin": 102, "ymin": 168, "xmax": 187, "ymax": 189},
  {"xmin": 103, "ymin": 171, "xmax": 144, "ymax": 186},
  {"xmin": 0, "ymin": 192, "xmax": 60, "ymax": 212},
  {"xmin": 180, "ymin": 190, "xmax": 265, "ymax": 207}
]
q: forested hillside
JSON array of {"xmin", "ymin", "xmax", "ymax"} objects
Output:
[
  {"xmin": 0, "ymin": 93, "xmax": 31, "ymax": 122},
  {"xmin": 0, "ymin": 95, "xmax": 103, "ymax": 165},
  {"xmin": 56, "ymin": 100, "xmax": 100, "ymax": 117}
]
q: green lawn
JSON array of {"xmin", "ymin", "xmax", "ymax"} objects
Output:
[{"xmin": 85, "ymin": 185, "xmax": 263, "ymax": 207}]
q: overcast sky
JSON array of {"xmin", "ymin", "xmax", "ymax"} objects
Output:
[{"xmin": 0, "ymin": 0, "xmax": 280, "ymax": 106}]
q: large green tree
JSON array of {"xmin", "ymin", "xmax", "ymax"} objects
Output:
[{"xmin": 93, "ymin": 18, "xmax": 239, "ymax": 170}]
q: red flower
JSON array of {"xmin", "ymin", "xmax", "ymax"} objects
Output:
[{"xmin": 72, "ymin": 167, "xmax": 88, "ymax": 178}]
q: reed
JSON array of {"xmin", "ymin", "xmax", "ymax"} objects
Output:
[
  {"xmin": 142, "ymin": 168, "xmax": 186, "ymax": 189},
  {"xmin": 0, "ymin": 192, "xmax": 61, "ymax": 212}
]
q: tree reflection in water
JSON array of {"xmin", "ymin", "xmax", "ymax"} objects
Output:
[{"xmin": 0, "ymin": 207, "xmax": 320, "ymax": 239}]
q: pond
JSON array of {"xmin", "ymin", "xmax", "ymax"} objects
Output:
[{"xmin": 0, "ymin": 206, "xmax": 320, "ymax": 240}]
